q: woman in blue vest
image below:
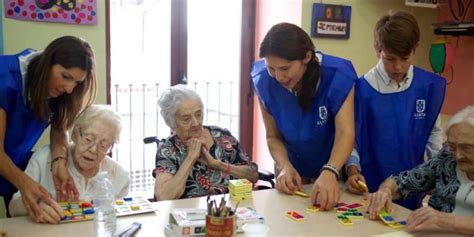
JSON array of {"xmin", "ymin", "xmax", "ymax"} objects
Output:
[
  {"xmin": 0, "ymin": 36, "xmax": 96, "ymax": 220},
  {"xmin": 252, "ymin": 23, "xmax": 356, "ymax": 210},
  {"xmin": 345, "ymin": 11, "xmax": 446, "ymax": 210}
]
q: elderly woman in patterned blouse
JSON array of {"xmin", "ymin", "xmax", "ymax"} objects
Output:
[
  {"xmin": 153, "ymin": 84, "xmax": 258, "ymax": 200},
  {"xmin": 366, "ymin": 106, "xmax": 474, "ymax": 235}
]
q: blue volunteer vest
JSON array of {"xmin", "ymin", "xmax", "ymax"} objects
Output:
[
  {"xmin": 252, "ymin": 52, "xmax": 356, "ymax": 178},
  {"xmin": 356, "ymin": 67, "xmax": 446, "ymax": 210},
  {"xmin": 0, "ymin": 50, "xmax": 48, "ymax": 196}
]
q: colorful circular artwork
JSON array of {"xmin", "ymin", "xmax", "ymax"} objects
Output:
[{"xmin": 4, "ymin": 0, "xmax": 97, "ymax": 25}]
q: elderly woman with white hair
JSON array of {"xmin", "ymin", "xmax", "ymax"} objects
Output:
[
  {"xmin": 8, "ymin": 105, "xmax": 129, "ymax": 223},
  {"xmin": 365, "ymin": 106, "xmax": 474, "ymax": 235},
  {"xmin": 154, "ymin": 84, "xmax": 258, "ymax": 200}
]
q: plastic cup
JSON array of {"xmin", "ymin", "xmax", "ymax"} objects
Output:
[{"xmin": 242, "ymin": 223, "xmax": 269, "ymax": 237}]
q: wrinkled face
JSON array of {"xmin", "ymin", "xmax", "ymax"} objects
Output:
[
  {"xmin": 174, "ymin": 99, "xmax": 204, "ymax": 141},
  {"xmin": 48, "ymin": 64, "xmax": 86, "ymax": 98},
  {"xmin": 72, "ymin": 122, "xmax": 115, "ymax": 174},
  {"xmin": 378, "ymin": 49, "xmax": 414, "ymax": 83},
  {"xmin": 447, "ymin": 123, "xmax": 474, "ymax": 175},
  {"xmin": 264, "ymin": 53, "xmax": 310, "ymax": 90}
]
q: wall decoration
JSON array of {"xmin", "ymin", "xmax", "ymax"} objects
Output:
[
  {"xmin": 311, "ymin": 3, "xmax": 351, "ymax": 39},
  {"xmin": 4, "ymin": 0, "xmax": 97, "ymax": 25}
]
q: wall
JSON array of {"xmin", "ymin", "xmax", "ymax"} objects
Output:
[
  {"xmin": 2, "ymin": 1, "xmax": 107, "ymax": 147},
  {"xmin": 302, "ymin": 0, "xmax": 438, "ymax": 76},
  {"xmin": 0, "ymin": 2, "xmax": 3, "ymax": 54},
  {"xmin": 253, "ymin": 0, "xmax": 303, "ymax": 172},
  {"xmin": 437, "ymin": 2, "xmax": 474, "ymax": 115},
  {"xmin": 253, "ymin": 0, "xmax": 440, "ymax": 172}
]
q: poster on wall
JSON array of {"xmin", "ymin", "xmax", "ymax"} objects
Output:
[
  {"xmin": 3, "ymin": 0, "xmax": 97, "ymax": 25},
  {"xmin": 311, "ymin": 3, "xmax": 351, "ymax": 39}
]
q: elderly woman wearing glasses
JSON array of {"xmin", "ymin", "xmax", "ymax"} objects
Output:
[
  {"xmin": 366, "ymin": 106, "xmax": 474, "ymax": 235},
  {"xmin": 154, "ymin": 84, "xmax": 259, "ymax": 200},
  {"xmin": 8, "ymin": 105, "xmax": 129, "ymax": 223}
]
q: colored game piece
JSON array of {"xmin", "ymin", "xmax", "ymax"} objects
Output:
[
  {"xmin": 334, "ymin": 202, "xmax": 348, "ymax": 208},
  {"xmin": 379, "ymin": 209, "xmax": 395, "ymax": 224},
  {"xmin": 336, "ymin": 207, "xmax": 359, "ymax": 213},
  {"xmin": 123, "ymin": 197, "xmax": 133, "ymax": 201},
  {"xmin": 307, "ymin": 204, "xmax": 320, "ymax": 213},
  {"xmin": 59, "ymin": 201, "xmax": 95, "ymax": 223},
  {"xmin": 116, "ymin": 200, "xmax": 124, "ymax": 205},
  {"xmin": 294, "ymin": 191, "xmax": 310, "ymax": 198},
  {"xmin": 345, "ymin": 203, "xmax": 363, "ymax": 209},
  {"xmin": 342, "ymin": 211, "xmax": 364, "ymax": 220},
  {"xmin": 357, "ymin": 180, "xmax": 369, "ymax": 192},
  {"xmin": 388, "ymin": 220, "xmax": 407, "ymax": 229},
  {"xmin": 130, "ymin": 205, "xmax": 140, "ymax": 211},
  {"xmin": 287, "ymin": 211, "xmax": 305, "ymax": 221},
  {"xmin": 336, "ymin": 215, "xmax": 353, "ymax": 226}
]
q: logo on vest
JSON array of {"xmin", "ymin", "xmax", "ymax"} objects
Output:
[
  {"xmin": 317, "ymin": 106, "xmax": 328, "ymax": 126},
  {"xmin": 414, "ymin": 99, "xmax": 426, "ymax": 120}
]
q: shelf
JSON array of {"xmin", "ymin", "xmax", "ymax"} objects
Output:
[{"xmin": 405, "ymin": 0, "xmax": 438, "ymax": 8}]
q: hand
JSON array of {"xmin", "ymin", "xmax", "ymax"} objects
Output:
[
  {"xmin": 52, "ymin": 159, "xmax": 79, "ymax": 202},
  {"xmin": 311, "ymin": 171, "xmax": 340, "ymax": 211},
  {"xmin": 198, "ymin": 146, "xmax": 219, "ymax": 169},
  {"xmin": 406, "ymin": 206, "xmax": 451, "ymax": 233},
  {"xmin": 18, "ymin": 174, "xmax": 55, "ymax": 221},
  {"xmin": 346, "ymin": 173, "xmax": 366, "ymax": 194},
  {"xmin": 186, "ymin": 138, "xmax": 202, "ymax": 162},
  {"xmin": 34, "ymin": 201, "xmax": 64, "ymax": 224},
  {"xmin": 275, "ymin": 165, "xmax": 302, "ymax": 194},
  {"xmin": 366, "ymin": 188, "xmax": 393, "ymax": 220}
]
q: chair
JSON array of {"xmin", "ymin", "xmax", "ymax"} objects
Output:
[{"xmin": 143, "ymin": 136, "xmax": 275, "ymax": 189}]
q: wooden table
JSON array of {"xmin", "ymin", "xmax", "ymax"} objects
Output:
[{"xmin": 0, "ymin": 186, "xmax": 459, "ymax": 237}]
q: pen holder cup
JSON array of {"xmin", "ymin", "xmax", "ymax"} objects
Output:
[{"xmin": 205, "ymin": 214, "xmax": 236, "ymax": 237}]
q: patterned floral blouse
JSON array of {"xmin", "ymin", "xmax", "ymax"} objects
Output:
[
  {"xmin": 154, "ymin": 126, "xmax": 257, "ymax": 199},
  {"xmin": 393, "ymin": 145, "xmax": 460, "ymax": 213}
]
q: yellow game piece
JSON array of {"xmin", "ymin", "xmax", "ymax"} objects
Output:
[
  {"xmin": 306, "ymin": 204, "xmax": 319, "ymax": 213},
  {"xmin": 294, "ymin": 191, "xmax": 310, "ymax": 198},
  {"xmin": 357, "ymin": 180, "xmax": 369, "ymax": 192},
  {"xmin": 130, "ymin": 205, "xmax": 140, "ymax": 211},
  {"xmin": 115, "ymin": 200, "xmax": 124, "ymax": 205},
  {"xmin": 336, "ymin": 215, "xmax": 353, "ymax": 226}
]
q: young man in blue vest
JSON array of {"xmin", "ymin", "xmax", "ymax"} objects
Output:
[{"xmin": 345, "ymin": 10, "xmax": 446, "ymax": 210}]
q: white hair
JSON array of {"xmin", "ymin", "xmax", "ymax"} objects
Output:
[
  {"xmin": 72, "ymin": 104, "xmax": 122, "ymax": 143},
  {"xmin": 158, "ymin": 84, "xmax": 203, "ymax": 129},
  {"xmin": 445, "ymin": 105, "xmax": 474, "ymax": 133}
]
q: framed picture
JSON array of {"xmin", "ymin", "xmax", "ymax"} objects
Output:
[
  {"xmin": 311, "ymin": 3, "xmax": 352, "ymax": 39},
  {"xmin": 4, "ymin": 0, "xmax": 97, "ymax": 25}
]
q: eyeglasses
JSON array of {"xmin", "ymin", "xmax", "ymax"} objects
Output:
[
  {"xmin": 447, "ymin": 142, "xmax": 474, "ymax": 156},
  {"xmin": 79, "ymin": 128, "xmax": 113, "ymax": 154}
]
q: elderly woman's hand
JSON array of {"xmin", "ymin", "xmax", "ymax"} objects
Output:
[
  {"xmin": 186, "ymin": 138, "xmax": 202, "ymax": 162},
  {"xmin": 406, "ymin": 206, "xmax": 453, "ymax": 233},
  {"xmin": 199, "ymin": 146, "xmax": 219, "ymax": 169},
  {"xmin": 366, "ymin": 187, "xmax": 393, "ymax": 220}
]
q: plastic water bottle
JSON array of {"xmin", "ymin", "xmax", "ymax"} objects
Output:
[{"xmin": 92, "ymin": 171, "xmax": 116, "ymax": 237}]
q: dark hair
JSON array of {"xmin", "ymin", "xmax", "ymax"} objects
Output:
[
  {"xmin": 259, "ymin": 22, "xmax": 320, "ymax": 112},
  {"xmin": 25, "ymin": 35, "xmax": 97, "ymax": 129},
  {"xmin": 374, "ymin": 10, "xmax": 420, "ymax": 57}
]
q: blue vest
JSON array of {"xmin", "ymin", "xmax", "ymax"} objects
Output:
[
  {"xmin": 356, "ymin": 67, "xmax": 446, "ymax": 210},
  {"xmin": 0, "ymin": 50, "xmax": 48, "ymax": 196},
  {"xmin": 252, "ymin": 52, "xmax": 356, "ymax": 178}
]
